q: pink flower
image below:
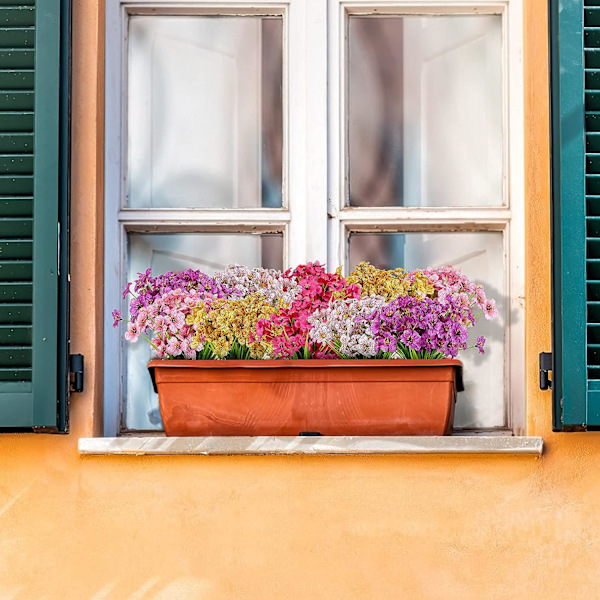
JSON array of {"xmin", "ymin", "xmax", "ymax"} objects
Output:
[
  {"xmin": 484, "ymin": 299, "xmax": 498, "ymax": 320},
  {"xmin": 125, "ymin": 322, "xmax": 140, "ymax": 342},
  {"xmin": 475, "ymin": 286, "xmax": 487, "ymax": 309},
  {"xmin": 136, "ymin": 310, "xmax": 148, "ymax": 330},
  {"xmin": 166, "ymin": 337, "xmax": 183, "ymax": 356}
]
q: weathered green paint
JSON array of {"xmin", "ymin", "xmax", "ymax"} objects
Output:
[
  {"xmin": 0, "ymin": 390, "xmax": 33, "ymax": 426},
  {"xmin": 0, "ymin": 134, "xmax": 33, "ymax": 153},
  {"xmin": 0, "ymin": 28, "xmax": 34, "ymax": 48},
  {"xmin": 0, "ymin": 8, "xmax": 35, "ymax": 27}
]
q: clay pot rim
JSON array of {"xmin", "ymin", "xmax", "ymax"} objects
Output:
[
  {"xmin": 148, "ymin": 358, "xmax": 464, "ymax": 393},
  {"xmin": 148, "ymin": 358, "xmax": 462, "ymax": 368}
]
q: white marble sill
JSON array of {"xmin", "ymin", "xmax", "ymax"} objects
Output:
[{"xmin": 79, "ymin": 435, "xmax": 543, "ymax": 456}]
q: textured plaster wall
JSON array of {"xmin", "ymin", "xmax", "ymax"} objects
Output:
[{"xmin": 1, "ymin": 1, "xmax": 599, "ymax": 599}]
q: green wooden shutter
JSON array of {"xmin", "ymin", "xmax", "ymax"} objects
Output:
[
  {"xmin": 0, "ymin": 0, "xmax": 69, "ymax": 431},
  {"xmin": 551, "ymin": 0, "xmax": 600, "ymax": 430}
]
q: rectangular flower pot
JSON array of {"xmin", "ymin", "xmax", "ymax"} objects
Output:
[{"xmin": 148, "ymin": 359, "xmax": 464, "ymax": 437}]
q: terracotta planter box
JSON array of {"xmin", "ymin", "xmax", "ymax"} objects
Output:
[{"xmin": 148, "ymin": 359, "xmax": 464, "ymax": 437}]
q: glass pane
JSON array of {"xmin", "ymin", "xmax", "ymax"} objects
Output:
[
  {"xmin": 348, "ymin": 15, "xmax": 503, "ymax": 207},
  {"xmin": 349, "ymin": 231, "xmax": 506, "ymax": 429},
  {"xmin": 124, "ymin": 232, "xmax": 283, "ymax": 431},
  {"xmin": 128, "ymin": 16, "xmax": 283, "ymax": 209}
]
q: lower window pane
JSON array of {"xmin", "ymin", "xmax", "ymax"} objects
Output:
[
  {"xmin": 124, "ymin": 232, "xmax": 283, "ymax": 431},
  {"xmin": 349, "ymin": 231, "xmax": 505, "ymax": 429}
]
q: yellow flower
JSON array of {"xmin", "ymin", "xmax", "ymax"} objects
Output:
[
  {"xmin": 347, "ymin": 262, "xmax": 434, "ymax": 301},
  {"xmin": 187, "ymin": 293, "xmax": 288, "ymax": 358}
]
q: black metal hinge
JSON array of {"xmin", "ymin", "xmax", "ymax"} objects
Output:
[
  {"xmin": 539, "ymin": 352, "xmax": 552, "ymax": 390},
  {"xmin": 69, "ymin": 354, "xmax": 84, "ymax": 393}
]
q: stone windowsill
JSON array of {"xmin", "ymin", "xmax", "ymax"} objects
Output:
[{"xmin": 78, "ymin": 435, "xmax": 543, "ymax": 456}]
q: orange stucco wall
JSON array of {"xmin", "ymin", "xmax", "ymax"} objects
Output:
[{"xmin": 1, "ymin": 1, "xmax": 598, "ymax": 598}]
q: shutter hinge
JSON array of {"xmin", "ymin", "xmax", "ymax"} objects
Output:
[
  {"xmin": 69, "ymin": 354, "xmax": 84, "ymax": 393},
  {"xmin": 539, "ymin": 352, "xmax": 552, "ymax": 390}
]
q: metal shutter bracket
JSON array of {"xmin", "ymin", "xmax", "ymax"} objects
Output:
[
  {"xmin": 69, "ymin": 354, "xmax": 83, "ymax": 393},
  {"xmin": 539, "ymin": 352, "xmax": 552, "ymax": 390}
]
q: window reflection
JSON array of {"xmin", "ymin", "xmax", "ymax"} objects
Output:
[{"xmin": 348, "ymin": 15, "xmax": 503, "ymax": 208}]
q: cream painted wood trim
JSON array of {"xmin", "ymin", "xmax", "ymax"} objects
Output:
[{"xmin": 79, "ymin": 435, "xmax": 543, "ymax": 455}]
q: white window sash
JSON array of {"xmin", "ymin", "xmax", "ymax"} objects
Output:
[{"xmin": 104, "ymin": 0, "xmax": 524, "ymax": 436}]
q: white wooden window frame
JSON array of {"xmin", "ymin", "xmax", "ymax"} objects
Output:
[{"xmin": 104, "ymin": 0, "xmax": 524, "ymax": 437}]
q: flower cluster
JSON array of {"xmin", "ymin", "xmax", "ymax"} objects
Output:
[
  {"xmin": 346, "ymin": 262, "xmax": 434, "ymax": 301},
  {"xmin": 112, "ymin": 268, "xmax": 228, "ymax": 326},
  {"xmin": 255, "ymin": 262, "xmax": 361, "ymax": 358},
  {"xmin": 308, "ymin": 296, "xmax": 387, "ymax": 357},
  {"xmin": 187, "ymin": 293, "xmax": 288, "ymax": 359},
  {"xmin": 212, "ymin": 264, "xmax": 299, "ymax": 305},
  {"xmin": 365, "ymin": 294, "xmax": 475, "ymax": 359},
  {"xmin": 123, "ymin": 289, "xmax": 206, "ymax": 359},
  {"xmin": 422, "ymin": 265, "xmax": 498, "ymax": 320},
  {"xmin": 114, "ymin": 262, "xmax": 497, "ymax": 361}
]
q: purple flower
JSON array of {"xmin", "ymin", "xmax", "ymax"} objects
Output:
[
  {"xmin": 476, "ymin": 336, "xmax": 486, "ymax": 355},
  {"xmin": 450, "ymin": 323, "xmax": 468, "ymax": 344},
  {"xmin": 401, "ymin": 329, "xmax": 422, "ymax": 351},
  {"xmin": 421, "ymin": 332, "xmax": 438, "ymax": 352},
  {"xmin": 129, "ymin": 295, "xmax": 148, "ymax": 319},
  {"xmin": 111, "ymin": 309, "xmax": 121, "ymax": 328}
]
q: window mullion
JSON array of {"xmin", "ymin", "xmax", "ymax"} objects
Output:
[
  {"xmin": 327, "ymin": 0, "xmax": 344, "ymax": 269},
  {"xmin": 286, "ymin": 0, "xmax": 328, "ymax": 266}
]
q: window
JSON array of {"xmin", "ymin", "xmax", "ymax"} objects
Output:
[{"xmin": 104, "ymin": 0, "xmax": 524, "ymax": 437}]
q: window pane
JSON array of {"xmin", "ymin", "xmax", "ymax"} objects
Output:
[
  {"xmin": 348, "ymin": 15, "xmax": 503, "ymax": 208},
  {"xmin": 124, "ymin": 232, "xmax": 283, "ymax": 431},
  {"xmin": 128, "ymin": 16, "xmax": 283, "ymax": 209},
  {"xmin": 349, "ymin": 231, "xmax": 506, "ymax": 429}
]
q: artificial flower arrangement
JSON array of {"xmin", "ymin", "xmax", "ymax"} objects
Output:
[{"xmin": 113, "ymin": 261, "xmax": 498, "ymax": 361}]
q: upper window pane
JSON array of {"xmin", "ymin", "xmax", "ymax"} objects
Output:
[
  {"xmin": 348, "ymin": 15, "xmax": 503, "ymax": 208},
  {"xmin": 127, "ymin": 16, "xmax": 283, "ymax": 209}
]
